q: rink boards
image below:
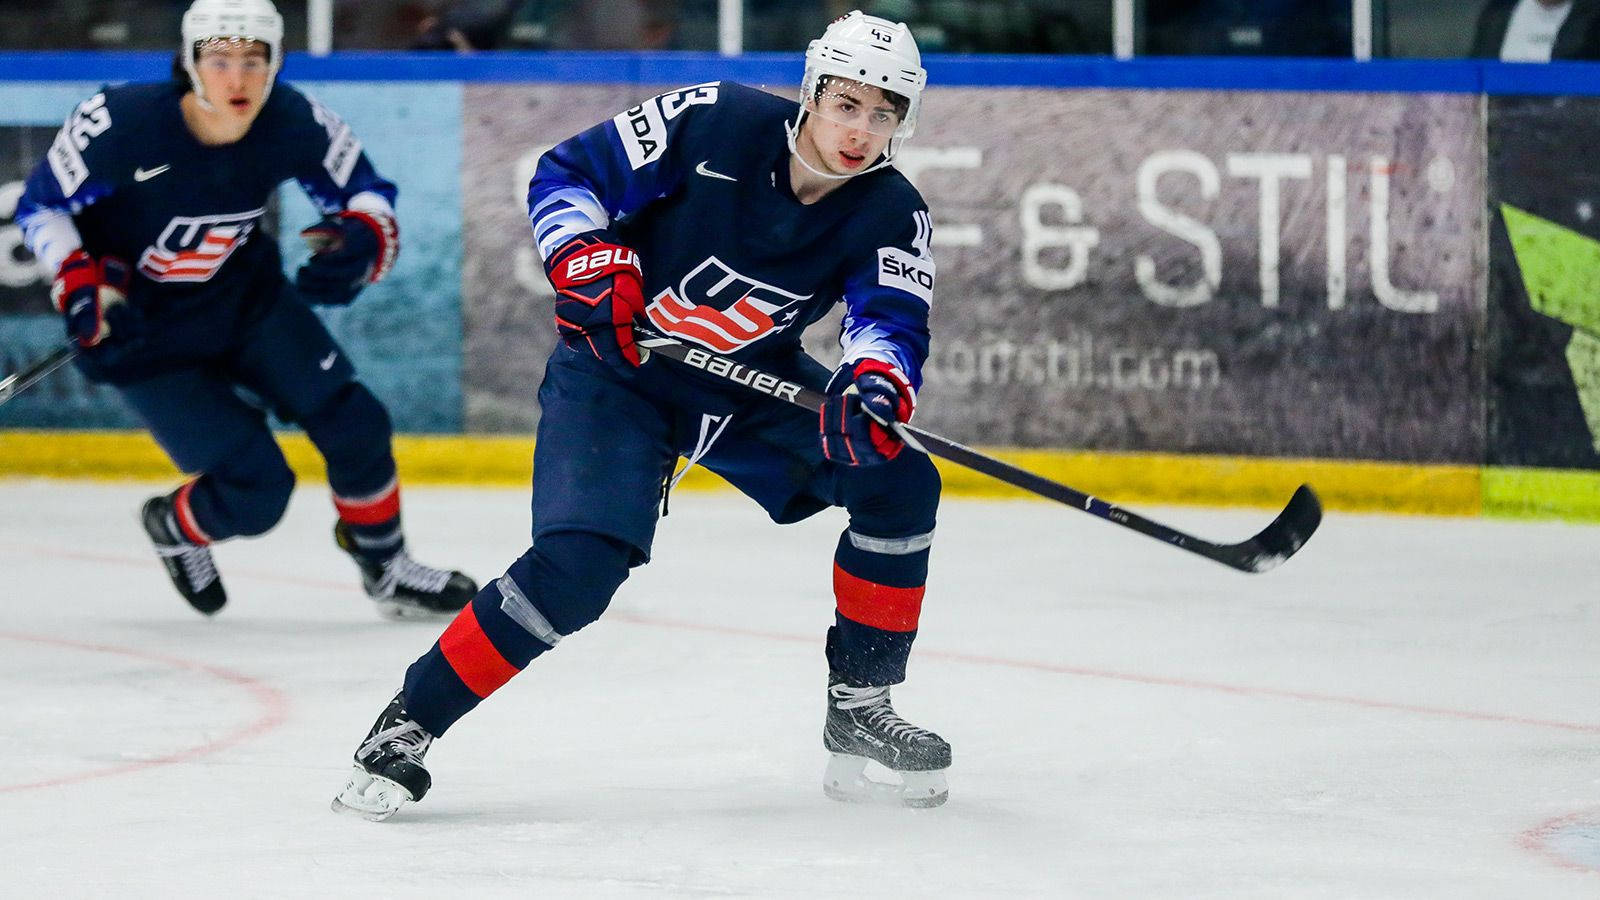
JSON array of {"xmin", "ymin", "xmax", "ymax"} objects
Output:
[
  {"xmin": 4, "ymin": 427, "xmax": 1594, "ymax": 522},
  {"xmin": 2, "ymin": 54, "xmax": 1599, "ymax": 519}
]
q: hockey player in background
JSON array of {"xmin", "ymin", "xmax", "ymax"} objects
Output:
[
  {"xmin": 16, "ymin": 0, "xmax": 476, "ymax": 619},
  {"xmin": 335, "ymin": 11, "xmax": 951, "ymax": 820}
]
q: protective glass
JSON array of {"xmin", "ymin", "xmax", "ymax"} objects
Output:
[
  {"xmin": 195, "ymin": 37, "xmax": 271, "ymax": 75},
  {"xmin": 805, "ymin": 80, "xmax": 904, "ymax": 138}
]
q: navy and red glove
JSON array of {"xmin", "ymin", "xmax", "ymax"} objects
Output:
[
  {"xmin": 52, "ymin": 249, "xmax": 136, "ymax": 348},
  {"xmin": 296, "ymin": 210, "xmax": 399, "ymax": 306},
  {"xmin": 545, "ymin": 231, "xmax": 647, "ymax": 367},
  {"xmin": 821, "ymin": 359, "xmax": 916, "ymax": 466}
]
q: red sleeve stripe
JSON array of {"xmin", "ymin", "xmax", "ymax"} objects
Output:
[
  {"xmin": 439, "ymin": 603, "xmax": 520, "ymax": 699},
  {"xmin": 333, "ymin": 477, "xmax": 401, "ymax": 526},
  {"xmin": 174, "ymin": 480, "xmax": 213, "ymax": 545},
  {"xmin": 833, "ymin": 564, "xmax": 924, "ymax": 633}
]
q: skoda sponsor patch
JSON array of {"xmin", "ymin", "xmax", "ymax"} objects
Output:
[
  {"xmin": 877, "ymin": 247, "xmax": 935, "ymax": 304},
  {"xmin": 614, "ymin": 100, "xmax": 667, "ymax": 171}
]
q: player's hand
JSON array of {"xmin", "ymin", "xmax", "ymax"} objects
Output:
[
  {"xmin": 295, "ymin": 210, "xmax": 399, "ymax": 306},
  {"xmin": 52, "ymin": 250, "xmax": 137, "ymax": 348},
  {"xmin": 821, "ymin": 359, "xmax": 915, "ymax": 466},
  {"xmin": 545, "ymin": 231, "xmax": 647, "ymax": 368}
]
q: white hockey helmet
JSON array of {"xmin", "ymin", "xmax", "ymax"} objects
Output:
[
  {"xmin": 800, "ymin": 11, "xmax": 927, "ymax": 150},
  {"xmin": 181, "ymin": 0, "xmax": 285, "ymax": 104}
]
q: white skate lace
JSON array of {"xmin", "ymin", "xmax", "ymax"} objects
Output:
[
  {"xmin": 375, "ymin": 553, "xmax": 452, "ymax": 598},
  {"xmin": 830, "ymin": 683, "xmax": 933, "ymax": 742},
  {"xmin": 358, "ymin": 720, "xmax": 433, "ymax": 763},
  {"xmin": 155, "ymin": 542, "xmax": 219, "ymax": 590}
]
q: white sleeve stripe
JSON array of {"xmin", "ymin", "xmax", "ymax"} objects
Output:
[
  {"xmin": 911, "ymin": 210, "xmax": 933, "ymax": 258},
  {"xmin": 530, "ymin": 187, "xmax": 608, "ymax": 230},
  {"xmin": 344, "ymin": 190, "xmax": 395, "ymax": 220},
  {"xmin": 839, "ymin": 318, "xmax": 914, "ymax": 392},
  {"xmin": 18, "ymin": 208, "xmax": 82, "ymax": 275},
  {"xmin": 534, "ymin": 211, "xmax": 605, "ymax": 260}
]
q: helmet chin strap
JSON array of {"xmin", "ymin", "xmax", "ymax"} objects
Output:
[
  {"xmin": 183, "ymin": 59, "xmax": 214, "ymax": 111},
  {"xmin": 785, "ymin": 110, "xmax": 897, "ymax": 181}
]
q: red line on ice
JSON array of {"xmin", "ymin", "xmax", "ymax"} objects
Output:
[
  {"xmin": 603, "ymin": 611, "xmax": 1600, "ymax": 735},
  {"xmin": 1518, "ymin": 810, "xmax": 1600, "ymax": 875},
  {"xmin": 0, "ymin": 631, "xmax": 290, "ymax": 794},
  {"xmin": 17, "ymin": 539, "xmax": 1600, "ymax": 735}
]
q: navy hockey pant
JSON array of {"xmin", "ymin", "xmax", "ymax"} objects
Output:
[
  {"xmin": 117, "ymin": 294, "xmax": 402, "ymax": 555},
  {"xmin": 402, "ymin": 345, "xmax": 940, "ymax": 737}
]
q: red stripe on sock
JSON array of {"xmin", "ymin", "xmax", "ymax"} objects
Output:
[
  {"xmin": 174, "ymin": 481, "xmax": 212, "ymax": 545},
  {"xmin": 833, "ymin": 564, "xmax": 924, "ymax": 632},
  {"xmin": 439, "ymin": 604, "xmax": 519, "ymax": 699},
  {"xmin": 333, "ymin": 479, "xmax": 401, "ymax": 526}
]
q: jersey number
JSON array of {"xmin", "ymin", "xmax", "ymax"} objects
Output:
[{"xmin": 47, "ymin": 93, "xmax": 112, "ymax": 195}]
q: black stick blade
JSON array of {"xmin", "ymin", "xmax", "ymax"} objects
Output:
[{"xmin": 1211, "ymin": 484, "xmax": 1323, "ymax": 573}]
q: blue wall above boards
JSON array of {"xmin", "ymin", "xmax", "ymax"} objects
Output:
[{"xmin": 2, "ymin": 51, "xmax": 1600, "ymax": 95}]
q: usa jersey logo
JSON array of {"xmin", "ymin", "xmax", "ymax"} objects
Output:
[
  {"xmin": 645, "ymin": 256, "xmax": 811, "ymax": 352},
  {"xmin": 137, "ymin": 209, "xmax": 263, "ymax": 282}
]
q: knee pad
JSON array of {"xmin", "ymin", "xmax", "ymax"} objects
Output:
[
  {"xmin": 193, "ymin": 428, "xmax": 295, "ymax": 538},
  {"xmin": 508, "ymin": 530, "xmax": 634, "ymax": 635},
  {"xmin": 300, "ymin": 382, "xmax": 395, "ymax": 495},
  {"xmin": 464, "ymin": 530, "xmax": 636, "ymax": 672},
  {"xmin": 839, "ymin": 449, "xmax": 941, "ymax": 536}
]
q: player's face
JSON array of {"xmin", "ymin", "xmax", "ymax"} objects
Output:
[
  {"xmin": 800, "ymin": 79, "xmax": 900, "ymax": 176},
  {"xmin": 194, "ymin": 40, "xmax": 271, "ymax": 119}
]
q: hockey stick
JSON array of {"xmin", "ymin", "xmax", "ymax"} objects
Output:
[
  {"xmin": 634, "ymin": 327, "xmax": 1322, "ymax": 573},
  {"xmin": 0, "ymin": 344, "xmax": 76, "ymax": 408}
]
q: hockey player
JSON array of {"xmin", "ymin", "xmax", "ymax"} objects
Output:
[
  {"xmin": 15, "ymin": 0, "xmax": 476, "ymax": 619},
  {"xmin": 334, "ymin": 11, "xmax": 948, "ymax": 819}
]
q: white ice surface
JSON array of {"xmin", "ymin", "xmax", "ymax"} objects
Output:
[{"xmin": 3, "ymin": 480, "xmax": 1600, "ymax": 898}]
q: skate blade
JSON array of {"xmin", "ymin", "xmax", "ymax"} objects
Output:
[
  {"xmin": 330, "ymin": 766, "xmax": 414, "ymax": 822},
  {"xmin": 823, "ymin": 752, "xmax": 948, "ymax": 809},
  {"xmin": 371, "ymin": 599, "xmax": 453, "ymax": 622}
]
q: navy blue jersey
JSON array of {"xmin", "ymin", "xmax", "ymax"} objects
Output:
[
  {"xmin": 528, "ymin": 81, "xmax": 935, "ymax": 390},
  {"xmin": 17, "ymin": 80, "xmax": 397, "ymax": 322}
]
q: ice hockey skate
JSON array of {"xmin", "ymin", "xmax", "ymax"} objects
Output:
[
  {"xmin": 141, "ymin": 493, "xmax": 227, "ymax": 615},
  {"xmin": 334, "ymin": 521, "xmax": 476, "ymax": 619},
  {"xmin": 822, "ymin": 673, "xmax": 950, "ymax": 808},
  {"xmin": 331, "ymin": 690, "xmax": 433, "ymax": 821}
]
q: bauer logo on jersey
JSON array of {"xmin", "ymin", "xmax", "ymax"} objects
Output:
[
  {"xmin": 877, "ymin": 247, "xmax": 935, "ymax": 305},
  {"xmin": 645, "ymin": 256, "xmax": 812, "ymax": 352},
  {"xmin": 612, "ymin": 83, "xmax": 719, "ymax": 171},
  {"xmin": 137, "ymin": 209, "xmax": 264, "ymax": 282}
]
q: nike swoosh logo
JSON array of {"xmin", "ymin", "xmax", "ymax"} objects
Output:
[
  {"xmin": 319, "ymin": 351, "xmax": 338, "ymax": 371},
  {"xmin": 133, "ymin": 164, "xmax": 171, "ymax": 182},
  {"xmin": 695, "ymin": 161, "xmax": 736, "ymax": 182}
]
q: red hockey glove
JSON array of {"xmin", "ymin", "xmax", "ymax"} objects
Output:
[
  {"xmin": 545, "ymin": 231, "xmax": 647, "ymax": 367},
  {"xmin": 52, "ymin": 250, "xmax": 136, "ymax": 348},
  {"xmin": 821, "ymin": 359, "xmax": 915, "ymax": 466},
  {"xmin": 296, "ymin": 210, "xmax": 399, "ymax": 306}
]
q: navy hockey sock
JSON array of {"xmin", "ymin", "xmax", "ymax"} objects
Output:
[
  {"xmin": 332, "ymin": 476, "xmax": 403, "ymax": 563},
  {"xmin": 302, "ymin": 383, "xmax": 404, "ymax": 562},
  {"xmin": 825, "ymin": 526, "xmax": 932, "ymax": 686}
]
